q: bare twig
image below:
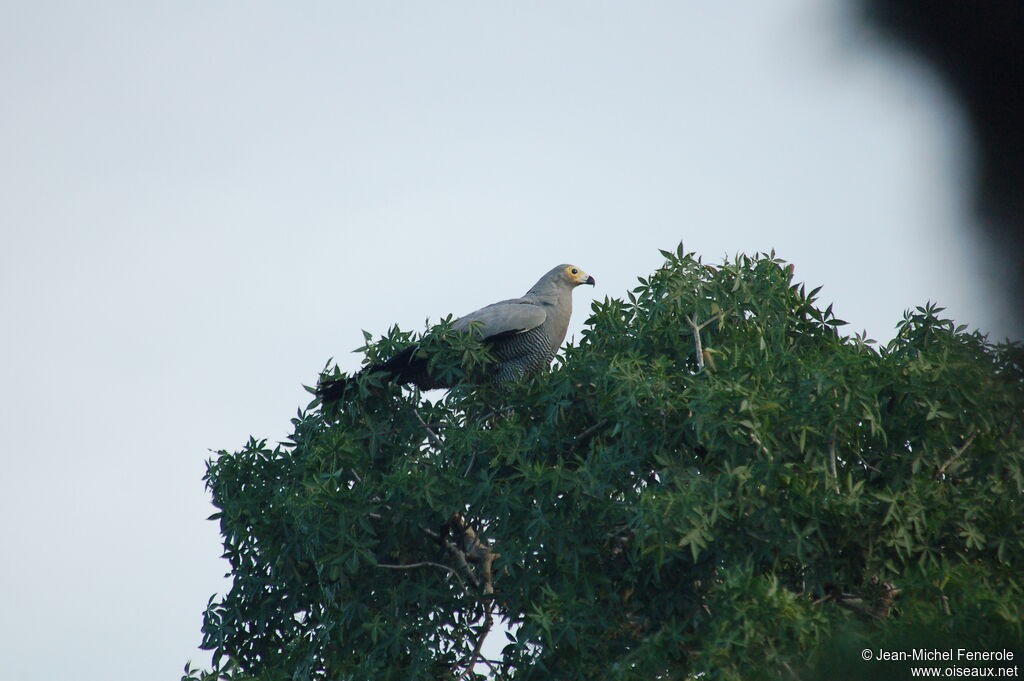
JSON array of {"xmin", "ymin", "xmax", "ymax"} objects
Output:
[
  {"xmin": 454, "ymin": 513, "xmax": 501, "ymax": 595},
  {"xmin": 936, "ymin": 429, "xmax": 977, "ymax": 477},
  {"xmin": 856, "ymin": 454, "xmax": 881, "ymax": 474},
  {"xmin": 460, "ymin": 600, "xmax": 496, "ymax": 680},
  {"xmin": 745, "ymin": 529, "xmax": 771, "ymax": 544},
  {"xmin": 816, "ymin": 579, "xmax": 900, "ymax": 620},
  {"xmin": 421, "ymin": 525, "xmax": 482, "ymax": 590},
  {"xmin": 473, "ymin": 405, "xmax": 515, "ymax": 428},
  {"xmin": 832, "ymin": 591, "xmax": 900, "ymax": 620},
  {"xmin": 449, "ymin": 542, "xmax": 480, "ymax": 589},
  {"xmin": 569, "ymin": 419, "xmax": 609, "ymax": 454},
  {"xmin": 421, "ymin": 526, "xmax": 442, "ymax": 541},
  {"xmin": 686, "ymin": 313, "xmax": 722, "ymax": 371},
  {"xmin": 686, "ymin": 315, "xmax": 705, "ymax": 370},
  {"xmin": 828, "ymin": 428, "xmax": 840, "ymax": 494},
  {"xmin": 477, "ymin": 658, "xmax": 501, "ymax": 673},
  {"xmin": 419, "ymin": 515, "xmax": 502, "ymax": 598},
  {"xmin": 375, "ymin": 560, "xmax": 457, "ymax": 576},
  {"xmin": 413, "ymin": 408, "xmax": 443, "ymax": 448}
]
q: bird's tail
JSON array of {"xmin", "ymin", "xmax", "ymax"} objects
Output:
[
  {"xmin": 375, "ymin": 344, "xmax": 446, "ymax": 389},
  {"xmin": 316, "ymin": 345, "xmax": 443, "ymax": 404},
  {"xmin": 315, "ymin": 375, "xmax": 354, "ymax": 403}
]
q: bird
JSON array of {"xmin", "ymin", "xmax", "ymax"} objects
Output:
[{"xmin": 316, "ymin": 264, "xmax": 595, "ymax": 402}]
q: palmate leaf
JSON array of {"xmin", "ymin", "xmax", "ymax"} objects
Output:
[{"xmin": 190, "ymin": 249, "xmax": 1024, "ymax": 681}]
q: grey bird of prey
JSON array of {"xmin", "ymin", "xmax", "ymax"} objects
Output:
[{"xmin": 316, "ymin": 264, "xmax": 595, "ymax": 402}]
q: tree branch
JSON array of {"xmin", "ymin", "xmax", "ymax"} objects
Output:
[
  {"xmin": 686, "ymin": 313, "xmax": 722, "ymax": 371},
  {"xmin": 828, "ymin": 428, "xmax": 840, "ymax": 494},
  {"xmin": 413, "ymin": 408, "xmax": 443, "ymax": 448},
  {"xmin": 570, "ymin": 419, "xmax": 609, "ymax": 454},
  {"xmin": 375, "ymin": 560, "xmax": 457, "ymax": 576},
  {"xmin": 459, "ymin": 600, "xmax": 496, "ymax": 680},
  {"xmin": 936, "ymin": 429, "xmax": 977, "ymax": 477},
  {"xmin": 421, "ymin": 525, "xmax": 482, "ymax": 591}
]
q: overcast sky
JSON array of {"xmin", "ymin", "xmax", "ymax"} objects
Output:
[{"xmin": 0, "ymin": 2, "xmax": 1011, "ymax": 679}]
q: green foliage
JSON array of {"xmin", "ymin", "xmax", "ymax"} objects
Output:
[{"xmin": 189, "ymin": 247, "xmax": 1024, "ymax": 680}]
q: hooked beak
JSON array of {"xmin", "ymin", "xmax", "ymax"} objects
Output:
[{"xmin": 585, "ymin": 275, "xmax": 596, "ymax": 286}]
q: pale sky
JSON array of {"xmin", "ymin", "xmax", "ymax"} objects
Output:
[{"xmin": 0, "ymin": 2, "xmax": 1009, "ymax": 679}]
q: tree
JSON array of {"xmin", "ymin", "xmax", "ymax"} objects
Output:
[{"xmin": 186, "ymin": 247, "xmax": 1024, "ymax": 681}]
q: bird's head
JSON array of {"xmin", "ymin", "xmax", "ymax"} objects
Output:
[{"xmin": 561, "ymin": 264, "xmax": 596, "ymax": 287}]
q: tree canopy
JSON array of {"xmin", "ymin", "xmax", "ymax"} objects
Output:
[{"xmin": 187, "ymin": 247, "xmax": 1023, "ymax": 680}]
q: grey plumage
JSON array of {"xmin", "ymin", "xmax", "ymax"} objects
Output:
[{"xmin": 316, "ymin": 264, "xmax": 595, "ymax": 401}]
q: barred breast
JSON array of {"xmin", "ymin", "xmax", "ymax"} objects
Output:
[{"xmin": 490, "ymin": 326, "xmax": 556, "ymax": 382}]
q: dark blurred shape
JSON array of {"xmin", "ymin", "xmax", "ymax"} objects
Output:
[{"xmin": 861, "ymin": 1, "xmax": 1024, "ymax": 335}]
